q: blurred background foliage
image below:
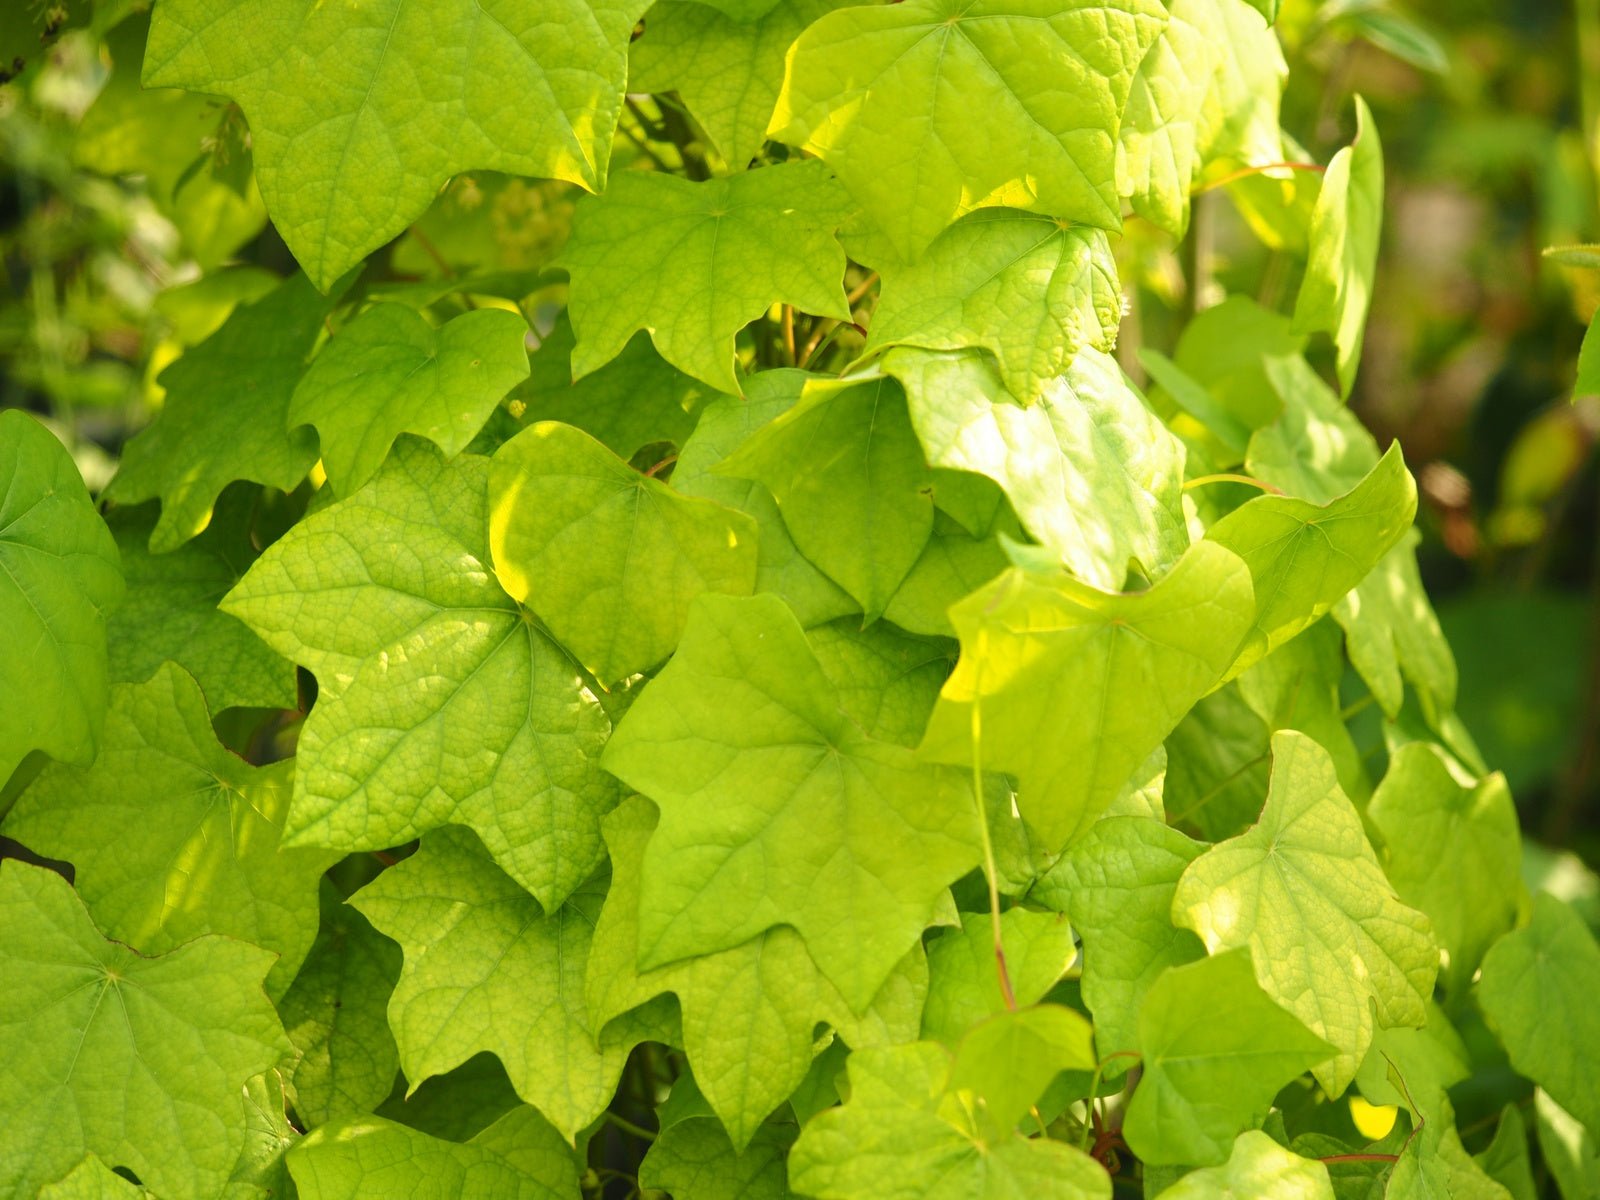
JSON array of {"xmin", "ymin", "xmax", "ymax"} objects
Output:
[{"xmin": 0, "ymin": 0, "xmax": 1596, "ymax": 855}]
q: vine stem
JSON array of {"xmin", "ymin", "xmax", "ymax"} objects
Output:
[
  {"xmin": 1195, "ymin": 159, "xmax": 1327, "ymax": 194},
  {"xmin": 601, "ymin": 1111, "xmax": 656, "ymax": 1142},
  {"xmin": 969, "ymin": 625, "xmax": 1017, "ymax": 1013},
  {"xmin": 1182, "ymin": 473, "xmax": 1283, "ymax": 495},
  {"xmin": 1081, "ymin": 1051, "xmax": 1142, "ymax": 1153},
  {"xmin": 1318, "ymin": 1153, "xmax": 1400, "ymax": 1164}
]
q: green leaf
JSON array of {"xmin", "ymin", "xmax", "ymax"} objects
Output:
[
  {"xmin": 918, "ymin": 540, "xmax": 1254, "ymax": 850},
  {"xmin": 602, "ymin": 593, "xmax": 980, "ymax": 1011},
  {"xmin": 771, "ymin": 0, "xmax": 1168, "ymax": 258},
  {"xmin": 1368, "ymin": 743, "xmax": 1521, "ymax": 993},
  {"xmin": 1536, "ymin": 1091, "xmax": 1600, "ymax": 1200},
  {"xmin": 488, "ymin": 421, "xmax": 758, "ymax": 683},
  {"xmin": 74, "ymin": 15, "xmax": 266, "ymax": 268},
  {"xmin": 1172, "ymin": 730, "xmax": 1437, "ymax": 1095},
  {"xmin": 288, "ymin": 304, "xmax": 531, "ymax": 495},
  {"xmin": 1385, "ymin": 1082, "xmax": 1512, "ymax": 1200},
  {"xmin": 143, "ymin": 0, "xmax": 648, "ymax": 289},
  {"xmin": 587, "ymin": 797, "xmax": 926, "ymax": 1149},
  {"xmin": 862, "ymin": 211, "xmax": 1121, "ymax": 402},
  {"xmin": 884, "ymin": 347, "xmax": 1188, "ymax": 592},
  {"xmin": 882, "ymin": 512, "xmax": 1012, "ymax": 639},
  {"xmin": 231, "ymin": 1068, "xmax": 299, "ymax": 1198},
  {"xmin": 0, "ymin": 861, "xmax": 288, "ymax": 1200},
  {"xmin": 631, "ymin": 0, "xmax": 846, "ymax": 167},
  {"xmin": 1123, "ymin": 949, "xmax": 1331, "ymax": 1165},
  {"xmin": 1031, "ymin": 816, "xmax": 1205, "ymax": 1063},
  {"xmin": 279, "ymin": 881, "xmax": 404, "ymax": 1128},
  {"xmin": 673, "ymin": 373, "xmax": 857, "ymax": 627},
  {"xmin": 1118, "ymin": 0, "xmax": 1285, "ymax": 236},
  {"xmin": 0, "ymin": 410, "xmax": 122, "ymax": 783},
  {"xmin": 375, "ymin": 1055, "xmax": 524, "ymax": 1144},
  {"xmin": 920, "ymin": 909, "xmax": 1077, "ymax": 1045},
  {"xmin": 223, "ymin": 442, "xmax": 617, "ymax": 910},
  {"xmin": 288, "ymin": 1107, "xmax": 579, "ymax": 1199},
  {"xmin": 560, "ymin": 162, "xmax": 851, "ymax": 392},
  {"xmin": 7, "ymin": 663, "xmax": 332, "ymax": 996},
  {"xmin": 1477, "ymin": 894, "xmax": 1600, "ymax": 1141},
  {"xmin": 1334, "ymin": 534, "xmax": 1457, "ymax": 720},
  {"xmin": 1153, "ymin": 1131, "xmax": 1333, "ymax": 1199},
  {"xmin": 788, "ymin": 1041, "xmax": 1111, "ymax": 1200},
  {"xmin": 640, "ymin": 1117, "xmax": 794, "ymax": 1200},
  {"xmin": 947, "ymin": 1004, "xmax": 1096, "ymax": 1138},
  {"xmin": 806, "ymin": 618, "xmax": 951, "ymax": 748},
  {"xmin": 104, "ymin": 500, "xmax": 297, "ymax": 712},
  {"xmin": 518, "ymin": 314, "xmax": 713, "ymax": 461},
  {"xmin": 1205, "ymin": 443, "xmax": 1417, "ymax": 677},
  {"xmin": 106, "ymin": 272, "xmax": 342, "ymax": 551},
  {"xmin": 350, "ymin": 827, "xmax": 670, "ymax": 1141},
  {"xmin": 38, "ymin": 1156, "xmax": 147, "ymax": 1200},
  {"xmin": 1293, "ymin": 96, "xmax": 1384, "ymax": 396},
  {"xmin": 1476, "ymin": 1106, "xmax": 1538, "ymax": 1200},
  {"xmin": 719, "ymin": 373, "xmax": 935, "ymax": 620}
]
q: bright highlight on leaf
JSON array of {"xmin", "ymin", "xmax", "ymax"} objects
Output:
[
  {"xmin": 489, "ymin": 421, "xmax": 758, "ymax": 684},
  {"xmin": 1173, "ymin": 730, "xmax": 1438, "ymax": 1094},
  {"xmin": 919, "ymin": 540, "xmax": 1255, "ymax": 850},
  {"xmin": 772, "ymin": 0, "xmax": 1168, "ymax": 258},
  {"xmin": 143, "ymin": 0, "xmax": 649, "ymax": 288}
]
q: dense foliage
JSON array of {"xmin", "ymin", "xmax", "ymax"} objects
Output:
[{"xmin": 1, "ymin": 0, "xmax": 1597, "ymax": 1197}]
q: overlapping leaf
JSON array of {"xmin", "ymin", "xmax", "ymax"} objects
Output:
[
  {"xmin": 719, "ymin": 373, "xmax": 934, "ymax": 619},
  {"xmin": 0, "ymin": 862, "xmax": 288, "ymax": 1200},
  {"xmin": 288, "ymin": 303, "xmax": 530, "ymax": 495},
  {"xmin": 1153, "ymin": 1131, "xmax": 1332, "ymax": 1199},
  {"xmin": 7, "ymin": 664, "xmax": 332, "ymax": 996},
  {"xmin": 920, "ymin": 909, "xmax": 1076, "ymax": 1044},
  {"xmin": 1173, "ymin": 731, "xmax": 1438, "ymax": 1094},
  {"xmin": 885, "ymin": 347, "xmax": 1188, "ymax": 591},
  {"xmin": 788, "ymin": 1041, "xmax": 1110, "ymax": 1199},
  {"xmin": 0, "ymin": 410, "xmax": 123, "ymax": 782},
  {"xmin": 288, "ymin": 1107, "xmax": 579, "ymax": 1200},
  {"xmin": 632, "ymin": 0, "xmax": 846, "ymax": 167},
  {"xmin": 603, "ymin": 593, "xmax": 980, "ymax": 1011},
  {"xmin": 585, "ymin": 797, "xmax": 927, "ymax": 1148},
  {"xmin": 1369, "ymin": 743, "xmax": 1521, "ymax": 993},
  {"xmin": 223, "ymin": 441, "xmax": 617, "ymax": 910},
  {"xmin": 489, "ymin": 421, "xmax": 758, "ymax": 683},
  {"xmin": 771, "ymin": 0, "xmax": 1168, "ymax": 257},
  {"xmin": 1122, "ymin": 950, "xmax": 1330, "ymax": 1165},
  {"xmin": 862, "ymin": 212, "xmax": 1121, "ymax": 401},
  {"xmin": 918, "ymin": 540, "xmax": 1254, "ymax": 850},
  {"xmin": 351, "ymin": 827, "xmax": 672, "ymax": 1141},
  {"xmin": 560, "ymin": 162, "xmax": 851, "ymax": 392},
  {"xmin": 1293, "ymin": 97, "xmax": 1384, "ymax": 396},
  {"xmin": 104, "ymin": 500, "xmax": 296, "ymax": 712},
  {"xmin": 107, "ymin": 272, "xmax": 341, "ymax": 551},
  {"xmin": 1031, "ymin": 816, "xmax": 1205, "ymax": 1062},
  {"xmin": 1478, "ymin": 894, "xmax": 1600, "ymax": 1141},
  {"xmin": 144, "ymin": 0, "xmax": 649, "ymax": 287}
]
